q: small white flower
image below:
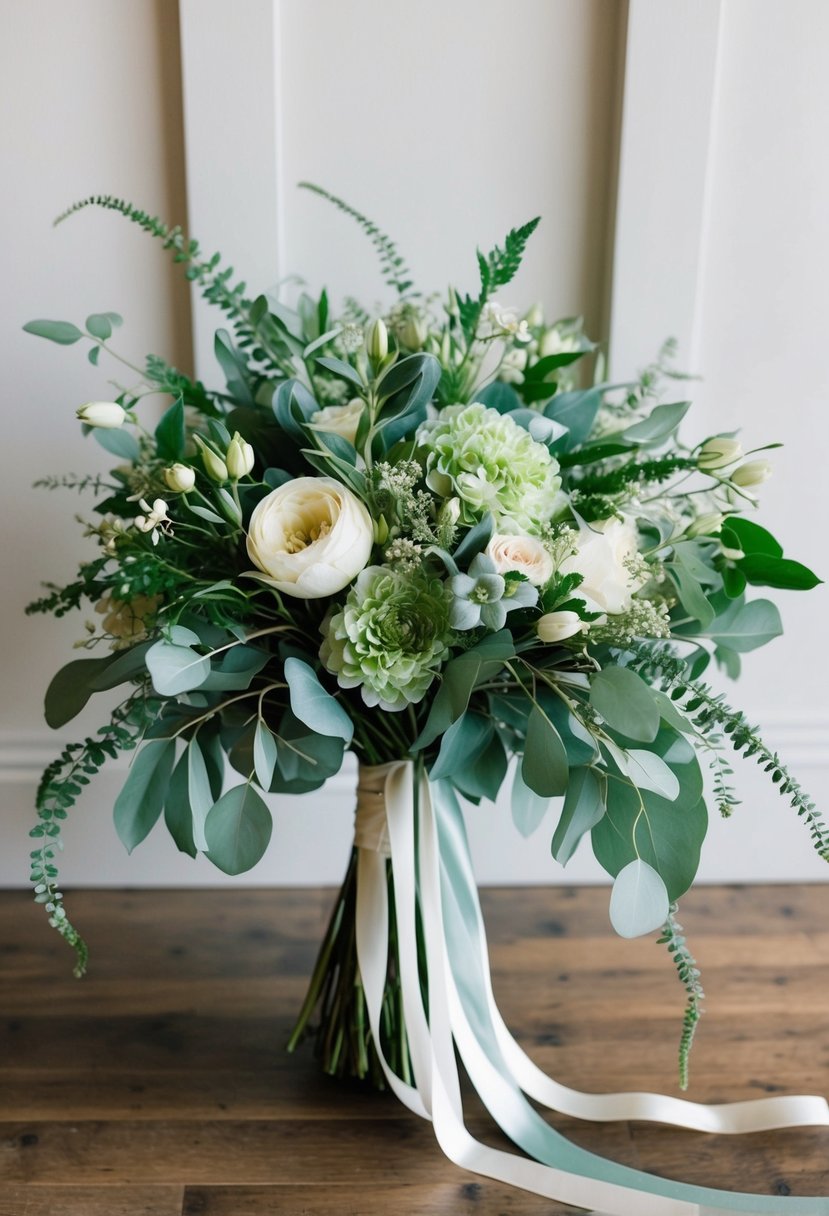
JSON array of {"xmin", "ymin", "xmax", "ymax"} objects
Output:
[
  {"xmin": 164, "ymin": 463, "xmax": 196, "ymax": 493},
  {"xmin": 135, "ymin": 498, "xmax": 171, "ymax": 546},
  {"xmin": 698, "ymin": 437, "xmax": 743, "ymax": 471},
  {"xmin": 498, "ymin": 347, "xmax": 528, "ymax": 384},
  {"xmin": 486, "ymin": 533, "xmax": 553, "ymax": 586}
]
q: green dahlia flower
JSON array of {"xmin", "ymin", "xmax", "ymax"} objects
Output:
[
  {"xmin": 417, "ymin": 402, "xmax": 563, "ymax": 535},
  {"xmin": 319, "ymin": 566, "xmax": 453, "ymax": 711}
]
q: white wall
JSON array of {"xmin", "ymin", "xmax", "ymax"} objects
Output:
[
  {"xmin": 0, "ymin": 0, "xmax": 191, "ymax": 876},
  {"xmin": 2, "ymin": 0, "xmax": 826, "ymax": 892}
]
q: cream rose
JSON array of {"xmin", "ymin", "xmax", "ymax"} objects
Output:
[
  {"xmin": 309, "ymin": 398, "xmax": 365, "ymax": 445},
  {"xmin": 246, "ymin": 477, "xmax": 373, "ymax": 598},
  {"xmin": 558, "ymin": 516, "xmax": 644, "ymax": 617},
  {"xmin": 485, "ymin": 533, "xmax": 553, "ymax": 586}
]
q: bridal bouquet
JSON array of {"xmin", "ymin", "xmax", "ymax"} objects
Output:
[{"xmin": 25, "ymin": 187, "xmax": 828, "ymax": 1214}]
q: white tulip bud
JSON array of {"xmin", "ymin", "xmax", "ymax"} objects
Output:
[
  {"xmin": 164, "ymin": 463, "xmax": 196, "ymax": 493},
  {"xmin": 731, "ymin": 459, "xmax": 772, "ymax": 488},
  {"xmin": 195, "ymin": 435, "xmax": 228, "ymax": 483},
  {"xmin": 365, "ymin": 318, "xmax": 389, "ymax": 363},
  {"xmin": 76, "ymin": 401, "xmax": 126, "ymax": 429},
  {"xmin": 525, "ymin": 302, "xmax": 544, "ymax": 329},
  {"xmin": 399, "ymin": 315, "xmax": 427, "ymax": 351},
  {"xmin": 698, "ymin": 436, "xmax": 743, "ymax": 471},
  {"xmin": 685, "ymin": 511, "xmax": 724, "ymax": 538},
  {"xmin": 225, "ymin": 432, "xmax": 255, "ymax": 480},
  {"xmin": 536, "ymin": 611, "xmax": 583, "ymax": 644}
]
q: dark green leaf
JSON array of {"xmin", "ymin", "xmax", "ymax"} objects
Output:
[
  {"xmin": 412, "ymin": 631, "xmax": 514, "ymax": 751},
  {"xmin": 204, "ymin": 783, "xmax": 272, "ymax": 875},
  {"xmin": 739, "ymin": 554, "xmax": 821, "ymax": 591},
  {"xmin": 165, "ymin": 751, "xmax": 197, "ymax": 857},
  {"xmin": 154, "ymin": 398, "xmax": 186, "ymax": 463},
  {"xmin": 430, "ymin": 712, "xmax": 493, "ymax": 781},
  {"xmin": 521, "ymin": 706, "xmax": 569, "ymax": 797},
  {"xmin": 114, "ymin": 740, "xmax": 176, "ymax": 853},
  {"xmin": 726, "ymin": 517, "xmax": 782, "ymax": 557}
]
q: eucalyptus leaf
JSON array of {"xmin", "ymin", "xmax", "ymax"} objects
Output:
[
  {"xmin": 589, "ymin": 667, "xmax": 660, "ymax": 742},
  {"xmin": 452, "ymin": 733, "xmax": 508, "ymax": 802},
  {"xmin": 315, "ymin": 355, "xmax": 364, "ymax": 388},
  {"xmin": 413, "ymin": 631, "xmax": 514, "ymax": 751},
  {"xmin": 430, "ymin": 712, "xmax": 493, "ymax": 781},
  {"xmin": 204, "ymin": 783, "xmax": 273, "ymax": 875},
  {"xmin": 284, "ymin": 657, "xmax": 353, "ymax": 743},
  {"xmin": 253, "ymin": 721, "xmax": 279, "ymax": 791},
  {"xmin": 521, "ymin": 706, "xmax": 569, "ymax": 797},
  {"xmin": 705, "ymin": 597, "xmax": 783, "ymax": 653},
  {"xmin": 511, "ymin": 764, "xmax": 550, "ymax": 838},
  {"xmin": 609, "ymin": 860, "xmax": 670, "ymax": 939},
  {"xmin": 551, "ymin": 767, "xmax": 605, "ymax": 864},
  {"xmin": 114, "ymin": 740, "xmax": 176, "ymax": 853},
  {"xmin": 93, "ymin": 427, "xmax": 141, "ymax": 462},
  {"xmin": 146, "ymin": 634, "xmax": 210, "ymax": 696},
  {"xmin": 23, "ymin": 318, "xmax": 83, "ymax": 345},
  {"xmin": 187, "ymin": 738, "xmax": 214, "ymax": 850},
  {"xmin": 165, "ymin": 751, "xmax": 197, "ymax": 857},
  {"xmin": 200, "ymin": 646, "xmax": 269, "ymax": 692},
  {"xmin": 622, "ymin": 401, "xmax": 690, "ymax": 444},
  {"xmin": 85, "ymin": 313, "xmax": 113, "ymax": 341}
]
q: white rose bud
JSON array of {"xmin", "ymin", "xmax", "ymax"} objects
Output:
[
  {"xmin": 164, "ymin": 463, "xmax": 196, "ymax": 493},
  {"xmin": 246, "ymin": 476, "xmax": 373, "ymax": 598},
  {"xmin": 310, "ymin": 398, "xmax": 364, "ymax": 445},
  {"xmin": 486, "ymin": 533, "xmax": 553, "ymax": 586},
  {"xmin": 731, "ymin": 459, "xmax": 772, "ymax": 488},
  {"xmin": 698, "ymin": 436, "xmax": 743, "ymax": 471},
  {"xmin": 77, "ymin": 401, "xmax": 126, "ymax": 429},
  {"xmin": 195, "ymin": 436, "xmax": 228, "ymax": 483},
  {"xmin": 225, "ymin": 431, "xmax": 255, "ymax": 480},
  {"xmin": 536, "ymin": 611, "xmax": 583, "ymax": 644},
  {"xmin": 365, "ymin": 318, "xmax": 389, "ymax": 362},
  {"xmin": 558, "ymin": 516, "xmax": 645, "ymax": 617}
]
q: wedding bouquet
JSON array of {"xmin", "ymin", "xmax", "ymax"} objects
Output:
[{"xmin": 25, "ymin": 185, "xmax": 828, "ymax": 1214}]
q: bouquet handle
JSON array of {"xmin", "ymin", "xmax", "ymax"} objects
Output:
[{"xmin": 354, "ymin": 761, "xmax": 829, "ymax": 1216}]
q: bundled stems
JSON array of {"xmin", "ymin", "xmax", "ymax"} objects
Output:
[{"xmin": 287, "ymin": 848, "xmax": 412, "ymax": 1087}]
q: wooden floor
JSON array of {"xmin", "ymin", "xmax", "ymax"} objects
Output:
[{"xmin": 0, "ymin": 883, "xmax": 827, "ymax": 1215}]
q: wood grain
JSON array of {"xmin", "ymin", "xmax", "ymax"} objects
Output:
[{"xmin": 0, "ymin": 884, "xmax": 827, "ymax": 1214}]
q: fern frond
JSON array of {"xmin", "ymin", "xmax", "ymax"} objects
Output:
[
  {"xmin": 54, "ymin": 196, "xmax": 289, "ymax": 373},
  {"xmin": 299, "ymin": 182, "xmax": 415, "ymax": 296},
  {"xmin": 657, "ymin": 906, "xmax": 704, "ymax": 1089},
  {"xmin": 458, "ymin": 216, "xmax": 540, "ymax": 341}
]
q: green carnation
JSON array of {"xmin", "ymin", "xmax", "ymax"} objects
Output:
[
  {"xmin": 418, "ymin": 402, "xmax": 563, "ymax": 535},
  {"xmin": 320, "ymin": 566, "xmax": 453, "ymax": 711}
]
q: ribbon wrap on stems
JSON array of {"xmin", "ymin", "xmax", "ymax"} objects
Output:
[{"xmin": 353, "ymin": 760, "xmax": 829, "ymax": 1216}]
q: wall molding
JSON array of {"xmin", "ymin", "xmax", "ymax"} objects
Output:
[{"xmin": 3, "ymin": 719, "xmax": 826, "ymax": 784}]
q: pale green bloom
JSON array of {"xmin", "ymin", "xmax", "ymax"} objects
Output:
[
  {"xmin": 320, "ymin": 566, "xmax": 453, "ymax": 711},
  {"xmin": 417, "ymin": 402, "xmax": 562, "ymax": 535}
]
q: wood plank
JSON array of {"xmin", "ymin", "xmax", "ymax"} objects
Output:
[
  {"xmin": 0, "ymin": 1185, "xmax": 183, "ymax": 1216},
  {"xmin": 0, "ymin": 883, "xmax": 826, "ymax": 1210},
  {"xmin": 180, "ymin": 1182, "xmax": 584, "ymax": 1215}
]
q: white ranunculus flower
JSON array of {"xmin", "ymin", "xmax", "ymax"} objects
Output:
[
  {"xmin": 558, "ymin": 516, "xmax": 644, "ymax": 617},
  {"xmin": 485, "ymin": 533, "xmax": 553, "ymax": 586},
  {"xmin": 309, "ymin": 398, "xmax": 365, "ymax": 445},
  {"xmin": 536, "ymin": 610, "xmax": 583, "ymax": 643},
  {"xmin": 246, "ymin": 477, "xmax": 373, "ymax": 598},
  {"xmin": 498, "ymin": 347, "xmax": 528, "ymax": 384}
]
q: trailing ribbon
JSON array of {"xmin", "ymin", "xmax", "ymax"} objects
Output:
[{"xmin": 353, "ymin": 760, "xmax": 829, "ymax": 1215}]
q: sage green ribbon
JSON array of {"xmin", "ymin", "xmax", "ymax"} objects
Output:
[{"xmin": 353, "ymin": 761, "xmax": 829, "ymax": 1215}]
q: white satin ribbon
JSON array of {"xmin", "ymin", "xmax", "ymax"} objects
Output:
[{"xmin": 353, "ymin": 761, "xmax": 829, "ymax": 1215}]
